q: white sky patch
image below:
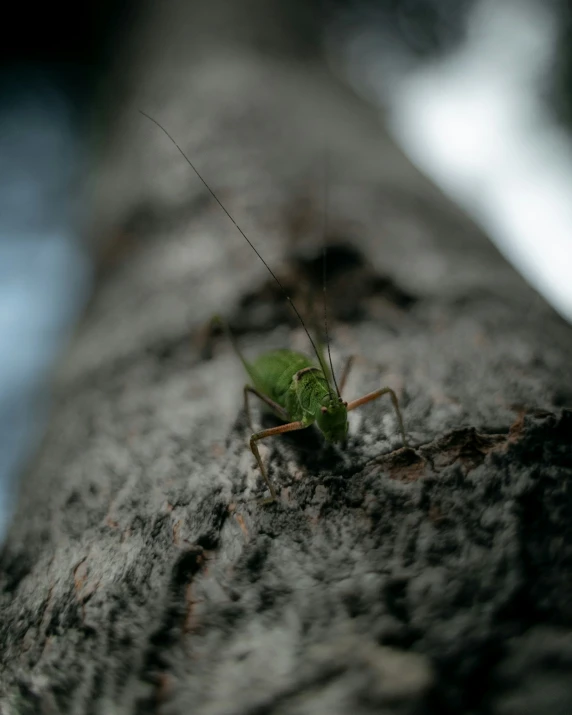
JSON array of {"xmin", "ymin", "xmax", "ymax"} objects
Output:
[{"xmin": 335, "ymin": 0, "xmax": 572, "ymax": 322}]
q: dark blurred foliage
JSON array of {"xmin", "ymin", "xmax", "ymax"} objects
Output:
[
  {"xmin": 0, "ymin": 0, "xmax": 139, "ymax": 119},
  {"xmin": 325, "ymin": 0, "xmax": 572, "ymax": 137},
  {"xmin": 197, "ymin": 0, "xmax": 478, "ymax": 60},
  {"xmin": 2, "ymin": 0, "xmax": 568, "ymax": 127},
  {"xmin": 326, "ymin": 0, "xmax": 478, "ymax": 58},
  {"xmin": 552, "ymin": 0, "xmax": 572, "ymax": 126}
]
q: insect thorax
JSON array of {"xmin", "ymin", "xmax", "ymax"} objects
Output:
[
  {"xmin": 288, "ymin": 366, "xmax": 332, "ymax": 425},
  {"xmin": 249, "ymin": 349, "xmax": 345, "ymax": 434},
  {"xmin": 292, "ymin": 367, "xmax": 349, "ymax": 442}
]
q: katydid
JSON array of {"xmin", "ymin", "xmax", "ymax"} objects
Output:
[{"xmin": 141, "ymin": 111, "xmax": 408, "ymax": 504}]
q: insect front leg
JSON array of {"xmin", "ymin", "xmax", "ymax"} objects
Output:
[
  {"xmin": 249, "ymin": 420, "xmax": 307, "ymax": 504},
  {"xmin": 339, "ymin": 354, "xmax": 408, "ymax": 448},
  {"xmin": 347, "ymin": 387, "xmax": 408, "ymax": 448}
]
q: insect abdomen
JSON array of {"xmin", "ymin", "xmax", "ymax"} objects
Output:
[{"xmin": 248, "ymin": 349, "xmax": 315, "ymax": 408}]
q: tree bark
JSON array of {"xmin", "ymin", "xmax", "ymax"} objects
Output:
[{"xmin": 1, "ymin": 5, "xmax": 572, "ymax": 714}]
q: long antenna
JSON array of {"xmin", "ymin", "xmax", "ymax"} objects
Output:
[
  {"xmin": 140, "ymin": 110, "xmax": 328, "ymax": 375},
  {"xmin": 322, "ymin": 152, "xmax": 341, "ymax": 397}
]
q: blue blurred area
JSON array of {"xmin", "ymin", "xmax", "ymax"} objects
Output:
[{"xmin": 0, "ymin": 73, "xmax": 92, "ymax": 539}]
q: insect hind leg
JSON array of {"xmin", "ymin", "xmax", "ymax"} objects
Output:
[
  {"xmin": 210, "ymin": 314, "xmax": 256, "ymax": 376},
  {"xmin": 339, "ymin": 355, "xmax": 355, "ymax": 396}
]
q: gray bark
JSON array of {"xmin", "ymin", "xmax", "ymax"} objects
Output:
[{"xmin": 1, "ymin": 4, "xmax": 572, "ymax": 714}]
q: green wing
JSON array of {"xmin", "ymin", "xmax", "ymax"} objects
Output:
[{"xmin": 248, "ymin": 350, "xmax": 315, "ymax": 408}]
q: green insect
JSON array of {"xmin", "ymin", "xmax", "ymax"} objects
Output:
[{"xmin": 141, "ymin": 111, "xmax": 408, "ymax": 504}]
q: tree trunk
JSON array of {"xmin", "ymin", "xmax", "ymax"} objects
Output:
[{"xmin": 2, "ymin": 5, "xmax": 572, "ymax": 714}]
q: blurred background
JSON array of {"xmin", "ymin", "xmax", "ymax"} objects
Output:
[{"xmin": 0, "ymin": 0, "xmax": 571, "ymax": 540}]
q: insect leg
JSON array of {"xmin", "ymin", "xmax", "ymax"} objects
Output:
[
  {"xmin": 211, "ymin": 315, "xmax": 253, "ymax": 376},
  {"xmin": 250, "ymin": 420, "xmax": 307, "ymax": 503},
  {"xmin": 339, "ymin": 354, "xmax": 386, "ymax": 396},
  {"xmin": 338, "ymin": 355, "xmax": 356, "ymax": 396},
  {"xmin": 243, "ymin": 385, "xmax": 289, "ymax": 432},
  {"xmin": 347, "ymin": 388, "xmax": 408, "ymax": 448}
]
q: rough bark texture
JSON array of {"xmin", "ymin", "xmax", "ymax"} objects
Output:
[{"xmin": 1, "ymin": 5, "xmax": 572, "ymax": 714}]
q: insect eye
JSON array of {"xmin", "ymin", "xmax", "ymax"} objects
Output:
[{"xmin": 321, "ymin": 406, "xmax": 327, "ymax": 414}]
